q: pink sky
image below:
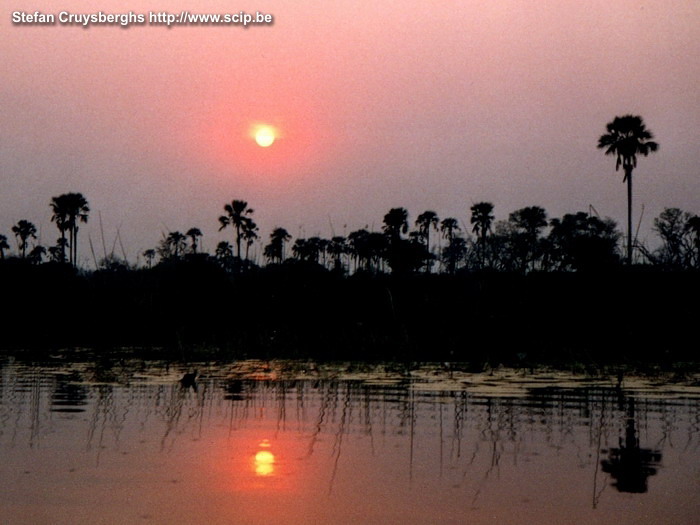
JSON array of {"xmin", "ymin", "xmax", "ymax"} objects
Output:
[{"xmin": 2, "ymin": 0, "xmax": 699, "ymax": 263}]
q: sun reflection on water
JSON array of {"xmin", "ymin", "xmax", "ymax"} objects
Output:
[{"xmin": 254, "ymin": 439, "xmax": 275, "ymax": 476}]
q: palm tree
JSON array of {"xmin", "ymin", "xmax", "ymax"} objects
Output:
[
  {"xmin": 50, "ymin": 193, "xmax": 89, "ymax": 266},
  {"xmin": 383, "ymin": 208, "xmax": 409, "ymax": 242},
  {"xmin": 218, "ymin": 200, "xmax": 254, "ymax": 260},
  {"xmin": 470, "ymin": 202, "xmax": 494, "ymax": 267},
  {"xmin": 49, "ymin": 195, "xmax": 69, "ymax": 262},
  {"xmin": 415, "ymin": 210, "xmax": 439, "ymax": 272},
  {"xmin": 264, "ymin": 227, "xmax": 291, "ymax": 263},
  {"xmin": 12, "ymin": 220, "xmax": 37, "ymax": 258},
  {"xmin": 215, "ymin": 241, "xmax": 233, "ymax": 259},
  {"xmin": 0, "ymin": 234, "xmax": 9, "ymax": 259},
  {"xmin": 167, "ymin": 231, "xmax": 187, "ymax": 258},
  {"xmin": 440, "ymin": 218, "xmax": 460, "ymax": 242},
  {"xmin": 186, "ymin": 227, "xmax": 202, "ymax": 254},
  {"xmin": 242, "ymin": 220, "xmax": 259, "ymax": 262},
  {"xmin": 598, "ymin": 115, "xmax": 658, "ymax": 264}
]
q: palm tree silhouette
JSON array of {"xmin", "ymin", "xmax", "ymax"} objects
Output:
[
  {"xmin": 50, "ymin": 193, "xmax": 89, "ymax": 266},
  {"xmin": 0, "ymin": 234, "xmax": 9, "ymax": 259},
  {"xmin": 415, "ymin": 211, "xmax": 439, "ymax": 272},
  {"xmin": 264, "ymin": 227, "xmax": 291, "ymax": 263},
  {"xmin": 440, "ymin": 218, "xmax": 460, "ymax": 243},
  {"xmin": 383, "ymin": 208, "xmax": 409, "ymax": 242},
  {"xmin": 186, "ymin": 227, "xmax": 202, "ymax": 254},
  {"xmin": 470, "ymin": 202, "xmax": 494, "ymax": 268},
  {"xmin": 219, "ymin": 200, "xmax": 254, "ymax": 260},
  {"xmin": 49, "ymin": 195, "xmax": 70, "ymax": 262},
  {"xmin": 242, "ymin": 220, "xmax": 259, "ymax": 262},
  {"xmin": 11, "ymin": 220, "xmax": 37, "ymax": 258},
  {"xmin": 215, "ymin": 241, "xmax": 233, "ymax": 259},
  {"xmin": 598, "ymin": 115, "xmax": 658, "ymax": 264},
  {"xmin": 52, "ymin": 193, "xmax": 89, "ymax": 266},
  {"xmin": 165, "ymin": 231, "xmax": 187, "ymax": 259}
]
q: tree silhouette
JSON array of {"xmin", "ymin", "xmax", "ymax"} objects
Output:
[
  {"xmin": 28, "ymin": 245, "xmax": 46, "ymax": 265},
  {"xmin": 598, "ymin": 115, "xmax": 658, "ymax": 265},
  {"xmin": 382, "ymin": 208, "xmax": 410, "ymax": 274},
  {"xmin": 49, "ymin": 195, "xmax": 69, "ymax": 262},
  {"xmin": 327, "ymin": 236, "xmax": 347, "ymax": 272},
  {"xmin": 442, "ymin": 236, "xmax": 467, "ymax": 274},
  {"xmin": 440, "ymin": 218, "xmax": 460, "ymax": 243},
  {"xmin": 415, "ymin": 210, "xmax": 439, "ymax": 272},
  {"xmin": 159, "ymin": 231, "xmax": 187, "ymax": 259},
  {"xmin": 508, "ymin": 206, "xmax": 548, "ymax": 271},
  {"xmin": 652, "ymin": 208, "xmax": 693, "ymax": 268},
  {"xmin": 470, "ymin": 202, "xmax": 494, "ymax": 268},
  {"xmin": 548, "ymin": 212, "xmax": 620, "ymax": 271},
  {"xmin": 688, "ymin": 215, "xmax": 700, "ymax": 269},
  {"xmin": 383, "ymin": 208, "xmax": 409, "ymax": 242},
  {"xmin": 264, "ymin": 227, "xmax": 291, "ymax": 264},
  {"xmin": 0, "ymin": 234, "xmax": 9, "ymax": 259},
  {"xmin": 219, "ymin": 200, "xmax": 254, "ymax": 260},
  {"xmin": 143, "ymin": 248, "xmax": 156, "ymax": 269},
  {"xmin": 242, "ymin": 220, "xmax": 259, "ymax": 262},
  {"xmin": 11, "ymin": 220, "xmax": 37, "ymax": 258},
  {"xmin": 186, "ymin": 228, "xmax": 202, "ymax": 254},
  {"xmin": 50, "ymin": 193, "xmax": 89, "ymax": 266}
]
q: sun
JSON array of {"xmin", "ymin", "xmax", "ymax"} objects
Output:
[{"xmin": 254, "ymin": 125, "xmax": 276, "ymax": 147}]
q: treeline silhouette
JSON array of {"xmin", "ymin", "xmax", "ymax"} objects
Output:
[
  {"xmin": 1, "ymin": 195, "xmax": 698, "ymax": 363},
  {"xmin": 1, "ymin": 114, "xmax": 698, "ymax": 360},
  {"xmin": 3, "ymin": 196, "xmax": 700, "ymax": 274}
]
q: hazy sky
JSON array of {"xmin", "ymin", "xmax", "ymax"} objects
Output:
[{"xmin": 2, "ymin": 0, "xmax": 699, "ymax": 264}]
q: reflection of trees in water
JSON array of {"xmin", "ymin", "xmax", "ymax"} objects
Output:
[
  {"xmin": 0, "ymin": 363, "xmax": 697, "ymax": 502},
  {"xmin": 601, "ymin": 399, "xmax": 662, "ymax": 493}
]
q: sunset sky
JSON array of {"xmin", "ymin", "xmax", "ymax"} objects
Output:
[{"xmin": 2, "ymin": 0, "xmax": 699, "ymax": 263}]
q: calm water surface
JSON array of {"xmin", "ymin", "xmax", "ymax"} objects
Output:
[{"xmin": 1, "ymin": 358, "xmax": 699, "ymax": 524}]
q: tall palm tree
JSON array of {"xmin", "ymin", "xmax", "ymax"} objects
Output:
[
  {"xmin": 218, "ymin": 200, "xmax": 254, "ymax": 259},
  {"xmin": 186, "ymin": 227, "xmax": 202, "ymax": 254},
  {"xmin": 49, "ymin": 195, "xmax": 69, "ymax": 262},
  {"xmin": 50, "ymin": 193, "xmax": 90, "ymax": 266},
  {"xmin": 11, "ymin": 220, "xmax": 37, "ymax": 258},
  {"xmin": 470, "ymin": 202, "xmax": 494, "ymax": 267},
  {"xmin": 415, "ymin": 210, "xmax": 439, "ymax": 272},
  {"xmin": 0, "ymin": 234, "xmax": 9, "ymax": 259},
  {"xmin": 242, "ymin": 220, "xmax": 259, "ymax": 262},
  {"xmin": 598, "ymin": 115, "xmax": 658, "ymax": 264}
]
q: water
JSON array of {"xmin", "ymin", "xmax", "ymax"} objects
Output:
[{"xmin": 1, "ymin": 358, "xmax": 699, "ymax": 524}]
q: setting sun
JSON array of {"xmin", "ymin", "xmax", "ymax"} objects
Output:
[{"xmin": 254, "ymin": 125, "xmax": 276, "ymax": 147}]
